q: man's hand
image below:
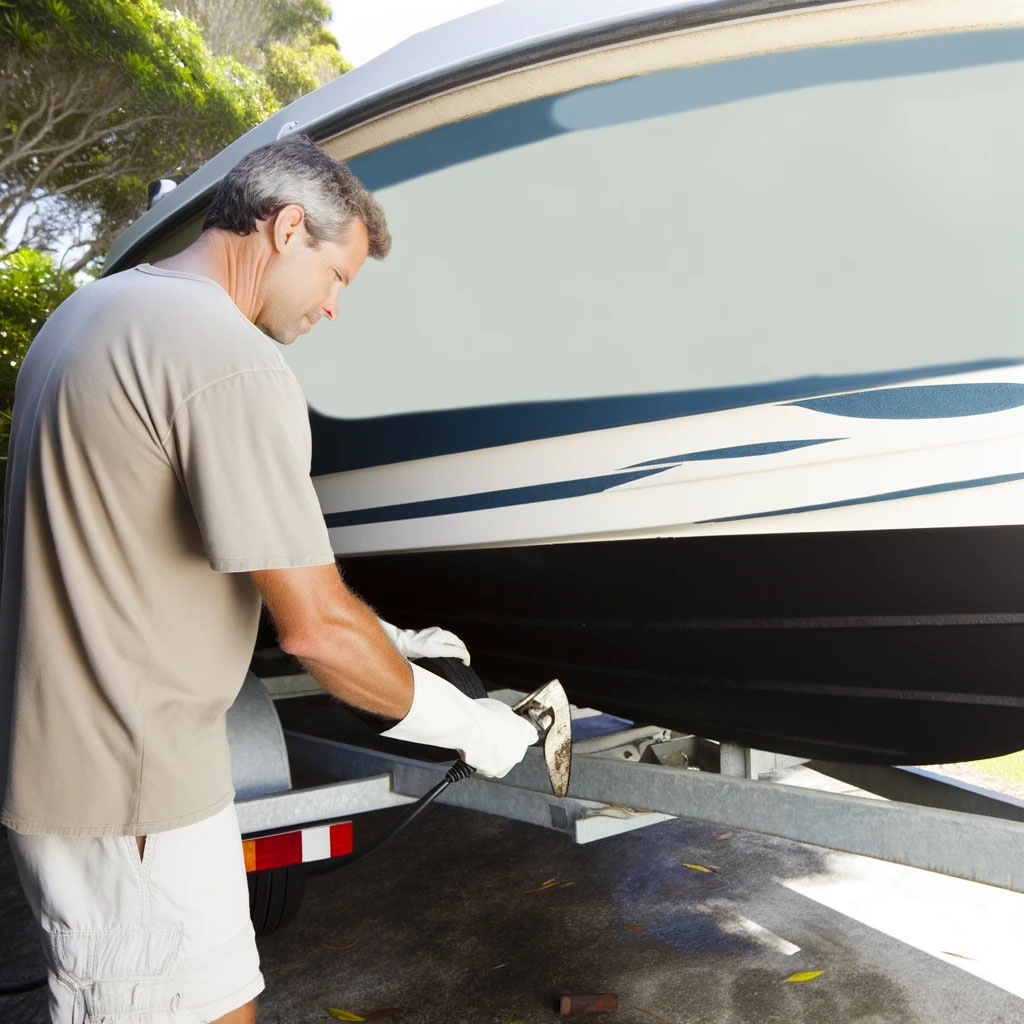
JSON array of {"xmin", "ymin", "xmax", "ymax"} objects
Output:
[
  {"xmin": 378, "ymin": 619, "xmax": 471, "ymax": 665},
  {"xmin": 381, "ymin": 664, "xmax": 538, "ymax": 777}
]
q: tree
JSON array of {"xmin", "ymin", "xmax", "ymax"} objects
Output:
[
  {"xmin": 165, "ymin": 0, "xmax": 351, "ymax": 106},
  {"xmin": 0, "ymin": 248, "xmax": 76, "ymax": 460},
  {"xmin": 0, "ymin": 0, "xmax": 278, "ymax": 273}
]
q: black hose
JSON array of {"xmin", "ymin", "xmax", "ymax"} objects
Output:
[
  {"xmin": 313, "ymin": 655, "xmax": 487, "ymax": 873},
  {"xmin": 334, "ymin": 757, "xmax": 476, "ymax": 868}
]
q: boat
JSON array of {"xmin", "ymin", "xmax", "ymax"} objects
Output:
[{"xmin": 104, "ymin": 0, "xmax": 1024, "ymax": 765}]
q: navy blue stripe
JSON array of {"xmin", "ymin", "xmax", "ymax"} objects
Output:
[
  {"xmin": 625, "ymin": 438, "xmax": 843, "ymax": 469},
  {"xmin": 789, "ymin": 384, "xmax": 1024, "ymax": 420},
  {"xmin": 349, "ymin": 30, "xmax": 1024, "ymax": 192},
  {"xmin": 323, "ymin": 467, "xmax": 668, "ymax": 529},
  {"xmin": 698, "ymin": 472, "xmax": 1024, "ymax": 525},
  {"xmin": 309, "ymin": 361, "xmax": 1020, "ymax": 476}
]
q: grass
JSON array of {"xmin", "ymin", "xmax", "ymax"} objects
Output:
[
  {"xmin": 965, "ymin": 748, "xmax": 1024, "ymax": 784},
  {"xmin": 923, "ymin": 748, "xmax": 1024, "ymax": 798}
]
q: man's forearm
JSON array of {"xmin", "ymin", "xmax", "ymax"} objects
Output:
[
  {"xmin": 291, "ymin": 601, "xmax": 414, "ymax": 719},
  {"xmin": 250, "ymin": 563, "xmax": 414, "ymax": 719},
  {"xmin": 250, "ymin": 563, "xmax": 536, "ymax": 778}
]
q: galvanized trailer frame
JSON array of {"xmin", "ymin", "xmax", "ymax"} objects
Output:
[{"xmin": 230, "ymin": 674, "xmax": 1024, "ymax": 899}]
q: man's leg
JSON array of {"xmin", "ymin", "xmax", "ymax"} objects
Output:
[
  {"xmin": 150, "ymin": 805, "xmax": 265, "ymax": 1020},
  {"xmin": 211, "ymin": 999, "xmax": 257, "ymax": 1023},
  {"xmin": 8, "ymin": 827, "xmax": 192, "ymax": 1023}
]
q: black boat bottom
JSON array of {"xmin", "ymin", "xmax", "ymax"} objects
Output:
[{"xmin": 338, "ymin": 525, "xmax": 1024, "ymax": 765}]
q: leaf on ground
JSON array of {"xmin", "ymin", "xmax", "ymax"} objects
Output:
[
  {"xmin": 316, "ymin": 936, "xmax": 364, "ymax": 951},
  {"xmin": 491, "ymin": 963, "xmax": 509, "ymax": 971},
  {"xmin": 327, "ymin": 1010, "xmax": 365, "ymax": 1022},
  {"xmin": 524, "ymin": 878, "xmax": 562, "ymax": 894},
  {"xmin": 714, "ymin": 832, "xmax": 734, "ymax": 840},
  {"xmin": 625, "ymin": 923, "xmax": 644, "ymax": 932},
  {"xmin": 559, "ymin": 881, "xmax": 575, "ymax": 888},
  {"xmin": 680, "ymin": 862, "xmax": 718, "ymax": 873},
  {"xmin": 785, "ymin": 971, "xmax": 824, "ymax": 983}
]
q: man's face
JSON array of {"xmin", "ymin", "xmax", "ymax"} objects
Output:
[{"xmin": 258, "ymin": 212, "xmax": 370, "ymax": 345}]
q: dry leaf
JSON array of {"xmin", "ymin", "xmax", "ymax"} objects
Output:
[
  {"xmin": 327, "ymin": 1010, "xmax": 365, "ymax": 1022},
  {"xmin": 785, "ymin": 971, "xmax": 824, "ymax": 983},
  {"xmin": 523, "ymin": 878, "xmax": 562, "ymax": 894},
  {"xmin": 941, "ymin": 951, "xmax": 976, "ymax": 961},
  {"xmin": 316, "ymin": 936, "xmax": 364, "ymax": 951},
  {"xmin": 559, "ymin": 881, "xmax": 575, "ymax": 888},
  {"xmin": 490, "ymin": 963, "xmax": 508, "ymax": 971},
  {"xmin": 680, "ymin": 862, "xmax": 717, "ymax": 873},
  {"xmin": 714, "ymin": 832, "xmax": 734, "ymax": 840},
  {"xmin": 625, "ymin": 924, "xmax": 643, "ymax": 932}
]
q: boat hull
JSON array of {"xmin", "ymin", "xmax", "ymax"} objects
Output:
[{"xmin": 339, "ymin": 525, "xmax": 1024, "ymax": 765}]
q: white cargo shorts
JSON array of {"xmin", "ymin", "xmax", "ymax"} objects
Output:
[{"xmin": 7, "ymin": 802, "xmax": 265, "ymax": 1023}]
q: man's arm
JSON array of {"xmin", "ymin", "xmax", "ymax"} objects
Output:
[
  {"xmin": 250, "ymin": 562, "xmax": 413, "ymax": 719},
  {"xmin": 250, "ymin": 562, "xmax": 537, "ymax": 778}
]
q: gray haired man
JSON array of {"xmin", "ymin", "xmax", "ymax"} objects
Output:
[{"xmin": 0, "ymin": 135, "xmax": 535, "ymax": 1023}]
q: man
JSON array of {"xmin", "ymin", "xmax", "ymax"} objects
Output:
[{"xmin": 0, "ymin": 134, "xmax": 536, "ymax": 1023}]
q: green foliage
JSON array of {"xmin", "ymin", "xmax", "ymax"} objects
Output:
[
  {"xmin": 5, "ymin": 11, "xmax": 50, "ymax": 52},
  {"xmin": 0, "ymin": 249, "xmax": 77, "ymax": 459},
  {"xmin": 264, "ymin": 36, "xmax": 350, "ymax": 106},
  {"xmin": 166, "ymin": 0, "xmax": 350, "ymax": 107},
  {"xmin": 1, "ymin": 0, "xmax": 351, "ymax": 273},
  {"xmin": 3, "ymin": 0, "xmax": 276, "ymax": 125},
  {"xmin": 0, "ymin": 0, "xmax": 279, "ymax": 272},
  {"xmin": 264, "ymin": 0, "xmax": 334, "ymax": 42},
  {"xmin": 14, "ymin": 0, "xmax": 276, "ymax": 132}
]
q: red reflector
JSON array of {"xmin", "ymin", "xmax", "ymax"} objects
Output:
[
  {"xmin": 330, "ymin": 822, "xmax": 353, "ymax": 857},
  {"xmin": 254, "ymin": 830, "xmax": 302, "ymax": 871}
]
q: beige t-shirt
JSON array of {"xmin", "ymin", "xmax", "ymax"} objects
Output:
[{"xmin": 0, "ymin": 265, "xmax": 335, "ymax": 836}]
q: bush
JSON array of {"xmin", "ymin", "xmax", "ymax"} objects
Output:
[{"xmin": 0, "ymin": 248, "xmax": 78, "ymax": 461}]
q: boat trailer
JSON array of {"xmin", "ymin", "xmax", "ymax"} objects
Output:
[{"xmin": 228, "ymin": 672, "xmax": 1024, "ymax": 933}]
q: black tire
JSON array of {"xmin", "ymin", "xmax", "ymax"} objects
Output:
[
  {"xmin": 417, "ymin": 656, "xmax": 487, "ymax": 699},
  {"xmin": 247, "ymin": 864, "xmax": 306, "ymax": 937},
  {"xmin": 245, "ymin": 657, "xmax": 483, "ymax": 935}
]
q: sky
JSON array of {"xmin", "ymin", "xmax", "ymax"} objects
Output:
[{"xmin": 328, "ymin": 0, "xmax": 502, "ymax": 66}]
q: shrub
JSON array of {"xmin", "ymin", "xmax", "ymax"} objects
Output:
[{"xmin": 0, "ymin": 249, "xmax": 78, "ymax": 461}]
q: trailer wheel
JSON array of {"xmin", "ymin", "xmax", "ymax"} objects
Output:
[{"xmin": 247, "ymin": 865, "xmax": 306, "ymax": 936}]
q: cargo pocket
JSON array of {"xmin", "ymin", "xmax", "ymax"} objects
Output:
[{"xmin": 50, "ymin": 925, "xmax": 185, "ymax": 1023}]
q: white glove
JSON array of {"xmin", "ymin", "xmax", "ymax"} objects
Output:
[
  {"xmin": 378, "ymin": 618, "xmax": 471, "ymax": 666},
  {"xmin": 381, "ymin": 663, "xmax": 538, "ymax": 777}
]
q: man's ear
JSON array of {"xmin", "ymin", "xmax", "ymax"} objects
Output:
[{"xmin": 271, "ymin": 204, "xmax": 306, "ymax": 253}]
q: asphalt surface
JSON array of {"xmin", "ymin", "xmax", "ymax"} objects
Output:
[{"xmin": 3, "ymin": 779, "xmax": 1024, "ymax": 1024}]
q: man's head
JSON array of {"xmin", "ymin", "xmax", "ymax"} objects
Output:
[{"xmin": 202, "ymin": 134, "xmax": 391, "ymax": 344}]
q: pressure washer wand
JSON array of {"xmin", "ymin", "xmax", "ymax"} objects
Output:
[{"xmin": 335, "ymin": 668, "xmax": 572, "ymax": 867}]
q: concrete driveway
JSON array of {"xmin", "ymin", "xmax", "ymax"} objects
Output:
[{"xmin": 3, "ymin": 791, "xmax": 1022, "ymax": 1024}]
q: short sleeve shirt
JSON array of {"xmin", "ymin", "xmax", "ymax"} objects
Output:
[{"xmin": 0, "ymin": 265, "xmax": 335, "ymax": 836}]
